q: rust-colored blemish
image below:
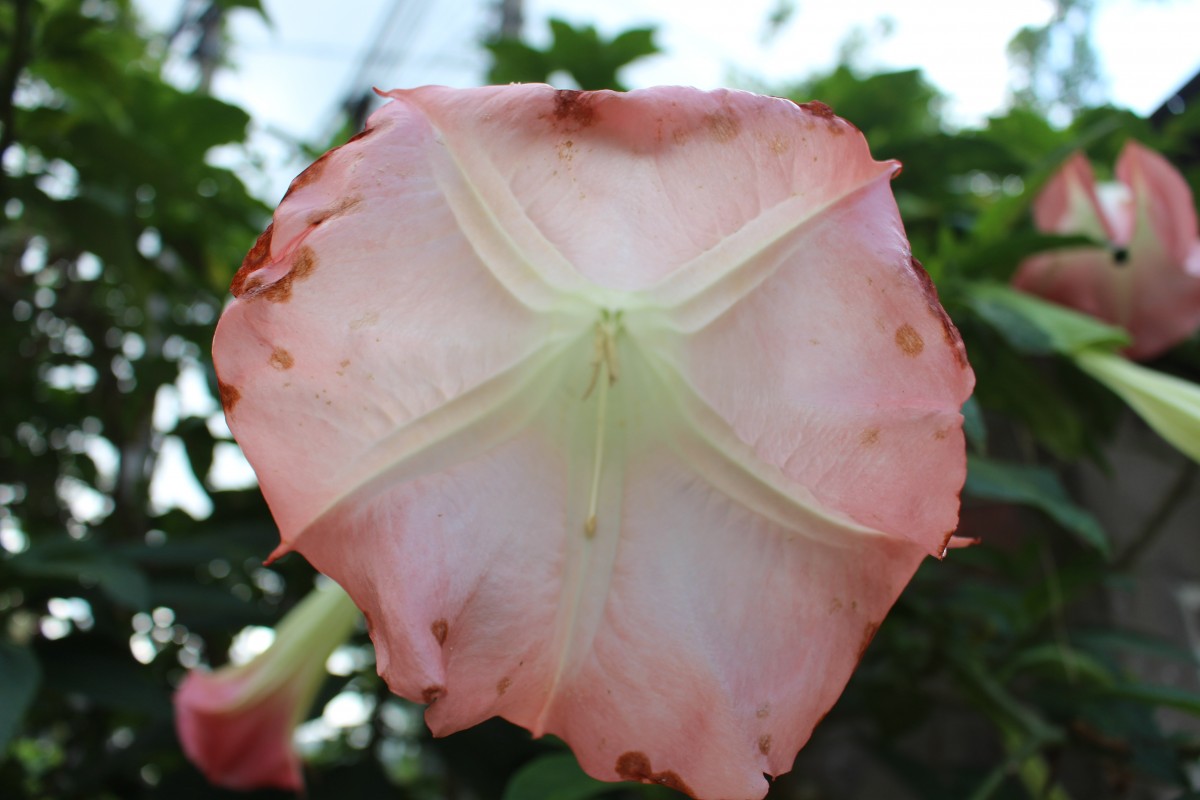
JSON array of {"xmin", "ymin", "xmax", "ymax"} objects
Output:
[
  {"xmin": 756, "ymin": 703, "xmax": 770, "ymax": 719},
  {"xmin": 279, "ymin": 126, "xmax": 376, "ymax": 202},
  {"xmin": 421, "ymin": 685, "xmax": 446, "ymax": 704},
  {"xmin": 906, "ymin": 257, "xmax": 970, "ymax": 369},
  {"xmin": 828, "ymin": 597, "xmax": 843, "ymax": 614},
  {"xmin": 705, "ymin": 111, "xmax": 740, "ymax": 143},
  {"xmin": 258, "ymin": 245, "xmax": 317, "ymax": 303},
  {"xmin": 306, "ymin": 195, "xmax": 363, "ymax": 227},
  {"xmin": 552, "ymin": 89, "xmax": 596, "ymax": 130},
  {"xmin": 933, "ymin": 426, "xmax": 951, "ymax": 440},
  {"xmin": 859, "ymin": 427, "xmax": 880, "ymax": 446},
  {"xmin": 798, "ymin": 100, "xmax": 836, "ymax": 120},
  {"xmin": 671, "ymin": 129, "xmax": 689, "ymax": 146},
  {"xmin": 336, "ymin": 358, "xmax": 351, "ymax": 377},
  {"xmin": 758, "ymin": 734, "xmax": 772, "ymax": 756},
  {"xmin": 286, "ymin": 152, "xmax": 333, "ymax": 197},
  {"xmin": 615, "ymin": 752, "xmax": 693, "ymax": 796},
  {"xmin": 768, "ymin": 135, "xmax": 789, "ymax": 154},
  {"xmin": 557, "ymin": 139, "xmax": 575, "ymax": 162},
  {"xmin": 218, "ymin": 381, "xmax": 240, "ymax": 413},
  {"xmin": 894, "ymin": 324, "xmax": 924, "ymax": 357},
  {"xmin": 431, "ymin": 619, "xmax": 448, "ymax": 646},
  {"xmin": 230, "ymin": 224, "xmax": 274, "ymax": 297},
  {"xmin": 497, "ymin": 676, "xmax": 512, "ymax": 696},
  {"xmin": 268, "ymin": 347, "xmax": 294, "ymax": 370}
]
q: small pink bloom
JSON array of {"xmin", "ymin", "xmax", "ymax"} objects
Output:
[
  {"xmin": 213, "ymin": 86, "xmax": 973, "ymax": 799},
  {"xmin": 1013, "ymin": 140, "xmax": 1200, "ymax": 359},
  {"xmin": 174, "ymin": 582, "xmax": 359, "ymax": 792}
]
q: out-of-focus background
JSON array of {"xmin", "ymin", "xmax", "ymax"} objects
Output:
[{"xmin": 2, "ymin": 1, "xmax": 1199, "ymax": 799}]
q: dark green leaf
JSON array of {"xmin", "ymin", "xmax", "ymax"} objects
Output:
[
  {"xmin": 502, "ymin": 753, "xmax": 621, "ymax": 800},
  {"xmin": 966, "ymin": 282, "xmax": 1130, "ymax": 356},
  {"xmin": 1107, "ymin": 684, "xmax": 1200, "ymax": 717},
  {"xmin": 0, "ymin": 642, "xmax": 41, "ymax": 754},
  {"xmin": 965, "ymin": 456, "xmax": 1110, "ymax": 555}
]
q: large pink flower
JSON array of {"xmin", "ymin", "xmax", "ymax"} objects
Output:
[
  {"xmin": 174, "ymin": 582, "xmax": 359, "ymax": 792},
  {"xmin": 1013, "ymin": 140, "xmax": 1200, "ymax": 360},
  {"xmin": 212, "ymin": 85, "xmax": 974, "ymax": 799}
]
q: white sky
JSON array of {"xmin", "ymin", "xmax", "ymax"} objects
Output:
[{"xmin": 135, "ymin": 0, "xmax": 1200, "ymax": 201}]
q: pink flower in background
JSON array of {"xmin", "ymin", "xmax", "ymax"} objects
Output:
[
  {"xmin": 174, "ymin": 582, "xmax": 359, "ymax": 792},
  {"xmin": 212, "ymin": 85, "xmax": 974, "ymax": 799},
  {"xmin": 1013, "ymin": 140, "xmax": 1200, "ymax": 359}
]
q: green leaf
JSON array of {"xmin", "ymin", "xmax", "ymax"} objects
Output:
[
  {"xmin": 965, "ymin": 282, "xmax": 1130, "ymax": 356},
  {"xmin": 502, "ymin": 753, "xmax": 621, "ymax": 800},
  {"xmin": 965, "ymin": 456, "xmax": 1111, "ymax": 555},
  {"xmin": 961, "ymin": 395, "xmax": 987, "ymax": 452},
  {"xmin": 0, "ymin": 642, "xmax": 41, "ymax": 754},
  {"xmin": 1107, "ymin": 684, "xmax": 1200, "ymax": 717},
  {"xmin": 999, "ymin": 644, "xmax": 1115, "ymax": 687},
  {"xmin": 1074, "ymin": 628, "xmax": 1200, "ymax": 665}
]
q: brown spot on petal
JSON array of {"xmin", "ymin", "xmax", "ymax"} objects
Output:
[
  {"xmin": 268, "ymin": 348, "xmax": 294, "ymax": 370},
  {"xmin": 431, "ymin": 619, "xmax": 448, "ymax": 646},
  {"xmin": 756, "ymin": 703, "xmax": 770, "ymax": 719},
  {"xmin": 497, "ymin": 676, "xmax": 512, "ymax": 696},
  {"xmin": 615, "ymin": 752, "xmax": 693, "ymax": 796},
  {"xmin": 859, "ymin": 427, "xmax": 880, "ymax": 446},
  {"xmin": 933, "ymin": 426, "xmax": 951, "ymax": 440},
  {"xmin": 768, "ymin": 135, "xmax": 789, "ymax": 154},
  {"xmin": 231, "ymin": 224, "xmax": 274, "ymax": 297},
  {"xmin": 286, "ymin": 151, "xmax": 334, "ymax": 197},
  {"xmin": 906, "ymin": 257, "xmax": 970, "ymax": 369},
  {"xmin": 758, "ymin": 734, "xmax": 772, "ymax": 755},
  {"xmin": 828, "ymin": 597, "xmax": 844, "ymax": 614},
  {"xmin": 706, "ymin": 111, "xmax": 740, "ymax": 143},
  {"xmin": 306, "ymin": 195, "xmax": 362, "ymax": 227},
  {"xmin": 421, "ymin": 685, "xmax": 445, "ymax": 704},
  {"xmin": 552, "ymin": 89, "xmax": 596, "ymax": 130},
  {"xmin": 798, "ymin": 100, "xmax": 837, "ymax": 120},
  {"xmin": 895, "ymin": 324, "xmax": 924, "ymax": 357},
  {"xmin": 259, "ymin": 246, "xmax": 317, "ymax": 304},
  {"xmin": 218, "ymin": 381, "xmax": 240, "ymax": 413},
  {"xmin": 280, "ymin": 126, "xmax": 377, "ymax": 202}
]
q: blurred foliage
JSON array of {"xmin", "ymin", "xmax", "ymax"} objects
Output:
[
  {"xmin": 485, "ymin": 18, "xmax": 658, "ymax": 92},
  {"xmin": 2, "ymin": 2, "xmax": 1200, "ymax": 800}
]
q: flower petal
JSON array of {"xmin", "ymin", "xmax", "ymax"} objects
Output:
[
  {"xmin": 1118, "ymin": 139, "xmax": 1200, "ymax": 267},
  {"xmin": 1033, "ymin": 152, "xmax": 1119, "ymax": 243},
  {"xmin": 213, "ymin": 100, "xmax": 585, "ymax": 541},
  {"xmin": 215, "ymin": 86, "xmax": 973, "ymax": 800}
]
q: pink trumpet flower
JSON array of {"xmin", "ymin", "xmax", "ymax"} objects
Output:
[
  {"xmin": 174, "ymin": 581, "xmax": 360, "ymax": 792},
  {"xmin": 1013, "ymin": 140, "xmax": 1200, "ymax": 360},
  {"xmin": 212, "ymin": 85, "xmax": 974, "ymax": 799}
]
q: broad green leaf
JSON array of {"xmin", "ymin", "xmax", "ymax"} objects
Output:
[
  {"xmin": 965, "ymin": 456, "xmax": 1110, "ymax": 555},
  {"xmin": 502, "ymin": 754, "xmax": 620, "ymax": 800},
  {"xmin": 1075, "ymin": 628, "xmax": 1200, "ymax": 665},
  {"xmin": 1107, "ymin": 684, "xmax": 1200, "ymax": 718},
  {"xmin": 0, "ymin": 642, "xmax": 40, "ymax": 754},
  {"xmin": 999, "ymin": 644, "xmax": 1115, "ymax": 687},
  {"xmin": 966, "ymin": 282, "xmax": 1130, "ymax": 356},
  {"xmin": 1074, "ymin": 348, "xmax": 1200, "ymax": 464}
]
